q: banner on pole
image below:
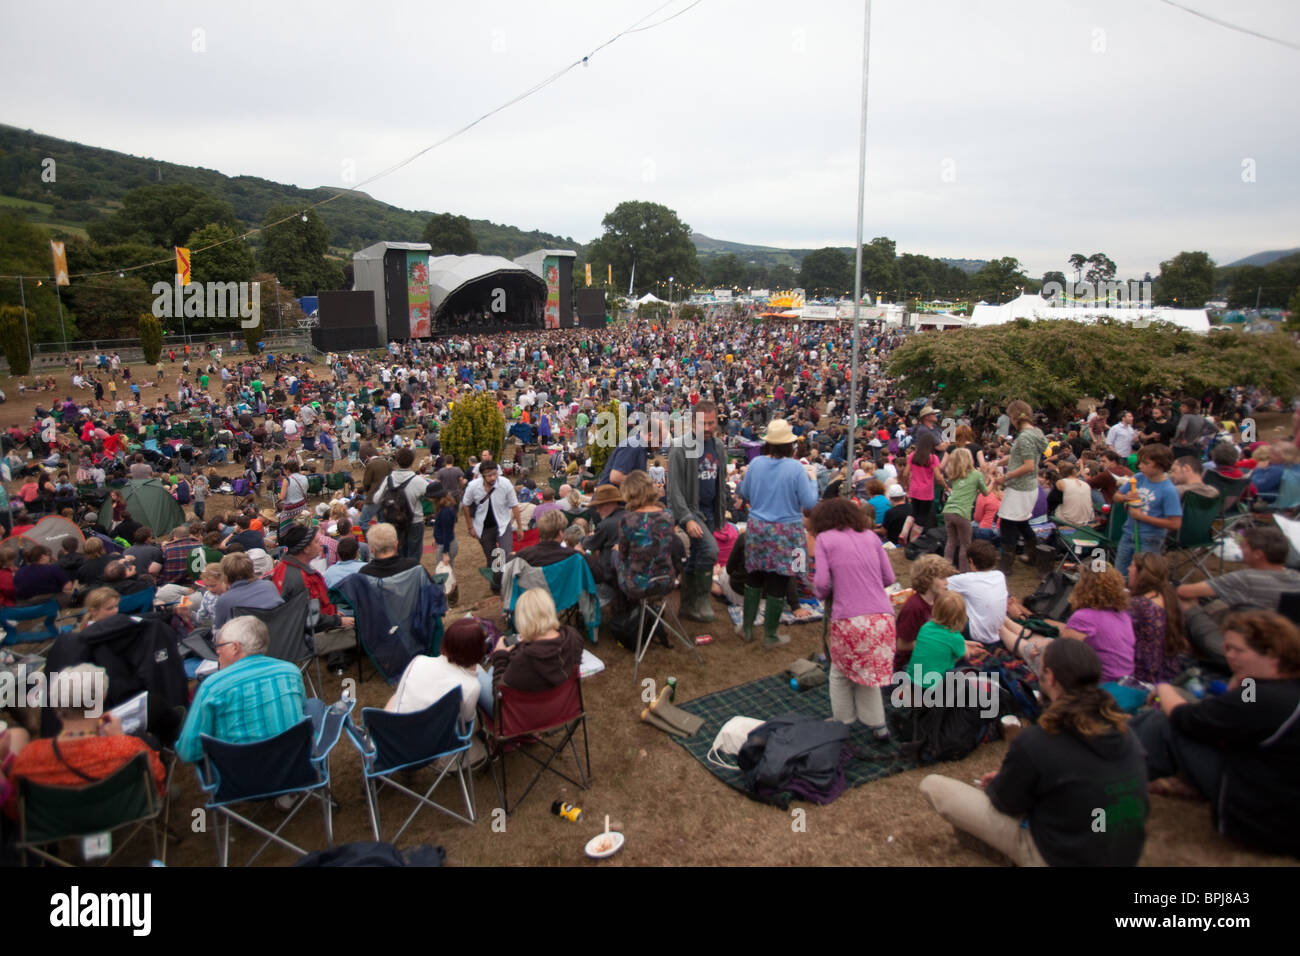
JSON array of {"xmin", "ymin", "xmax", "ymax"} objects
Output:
[
  {"xmin": 50, "ymin": 240, "xmax": 69, "ymax": 286},
  {"xmin": 175, "ymin": 247, "xmax": 192, "ymax": 285}
]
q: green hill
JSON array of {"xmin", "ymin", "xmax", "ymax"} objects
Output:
[{"xmin": 0, "ymin": 124, "xmax": 584, "ymax": 260}]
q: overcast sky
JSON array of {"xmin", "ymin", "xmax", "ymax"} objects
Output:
[{"xmin": 2, "ymin": 0, "xmax": 1297, "ymax": 278}]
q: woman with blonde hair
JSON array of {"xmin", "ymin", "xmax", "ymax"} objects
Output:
[
  {"xmin": 612, "ymin": 470, "xmax": 683, "ymax": 606},
  {"xmin": 487, "ymin": 587, "xmax": 584, "ymax": 696},
  {"xmin": 941, "ymin": 447, "xmax": 987, "ymax": 572}
]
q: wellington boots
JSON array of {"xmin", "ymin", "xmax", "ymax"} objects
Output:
[
  {"xmin": 680, "ymin": 570, "xmax": 715, "ymax": 622},
  {"xmin": 762, "ymin": 597, "xmax": 791, "ymax": 647},
  {"xmin": 740, "ymin": 585, "xmax": 762, "ymax": 643}
]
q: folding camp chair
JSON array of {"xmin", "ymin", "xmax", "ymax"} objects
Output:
[
  {"xmin": 346, "ymin": 689, "xmax": 476, "ymax": 840},
  {"xmin": 1204, "ymin": 472, "xmax": 1254, "ymax": 547},
  {"xmin": 1164, "ymin": 491, "xmax": 1220, "ymax": 583},
  {"xmin": 232, "ymin": 590, "xmax": 323, "ymax": 698},
  {"xmin": 0, "ymin": 599, "xmax": 65, "ymax": 653},
  {"xmin": 1053, "ymin": 501, "xmax": 1127, "ymax": 571},
  {"xmin": 196, "ymin": 697, "xmax": 353, "ymax": 866},
  {"xmin": 631, "ymin": 574, "xmax": 700, "ymax": 685},
  {"xmin": 306, "ymin": 474, "xmax": 325, "ymax": 496},
  {"xmin": 481, "ymin": 671, "xmax": 589, "ymax": 816},
  {"xmin": 17, "ymin": 752, "xmax": 166, "ymax": 866}
]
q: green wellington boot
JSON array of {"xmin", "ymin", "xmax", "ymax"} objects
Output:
[
  {"xmin": 740, "ymin": 585, "xmax": 762, "ymax": 643},
  {"xmin": 762, "ymin": 597, "xmax": 791, "ymax": 647},
  {"xmin": 680, "ymin": 570, "xmax": 716, "ymax": 622}
]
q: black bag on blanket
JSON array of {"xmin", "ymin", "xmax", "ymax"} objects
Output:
[{"xmin": 1024, "ymin": 570, "xmax": 1075, "ymax": 621}]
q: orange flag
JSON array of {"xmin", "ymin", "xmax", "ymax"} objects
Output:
[
  {"xmin": 175, "ymin": 246, "xmax": 192, "ymax": 285},
  {"xmin": 50, "ymin": 240, "xmax": 69, "ymax": 286}
]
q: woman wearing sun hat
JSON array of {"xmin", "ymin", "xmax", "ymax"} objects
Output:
[{"xmin": 735, "ymin": 419, "xmax": 819, "ymax": 646}]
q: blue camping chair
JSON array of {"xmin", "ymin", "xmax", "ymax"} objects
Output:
[
  {"xmin": 195, "ymin": 697, "xmax": 353, "ymax": 866},
  {"xmin": 346, "ymin": 689, "xmax": 476, "ymax": 841},
  {"xmin": 0, "ymin": 600, "xmax": 65, "ymax": 651},
  {"xmin": 115, "ymin": 587, "xmax": 156, "ymax": 616}
]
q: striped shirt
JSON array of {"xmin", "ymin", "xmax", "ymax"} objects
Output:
[{"xmin": 175, "ymin": 655, "xmax": 306, "ymax": 763}]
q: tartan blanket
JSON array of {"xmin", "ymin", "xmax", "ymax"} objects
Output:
[{"xmin": 670, "ymin": 673, "xmax": 920, "ymax": 803}]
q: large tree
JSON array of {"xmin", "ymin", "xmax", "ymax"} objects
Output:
[
  {"xmin": 702, "ymin": 253, "xmax": 747, "ymax": 290},
  {"xmin": 888, "ymin": 319, "xmax": 1300, "ymax": 415},
  {"xmin": 65, "ymin": 276, "xmax": 153, "ymax": 341},
  {"xmin": 859, "ymin": 236, "xmax": 899, "ymax": 301},
  {"xmin": 257, "ymin": 205, "xmax": 338, "ymax": 297},
  {"xmin": 1083, "ymin": 252, "xmax": 1117, "ymax": 287},
  {"xmin": 1154, "ymin": 251, "xmax": 1215, "ymax": 307},
  {"xmin": 87, "ymin": 184, "xmax": 239, "ymax": 249},
  {"xmin": 798, "ymin": 247, "xmax": 852, "ymax": 297},
  {"xmin": 586, "ymin": 201, "xmax": 699, "ymax": 294},
  {"xmin": 972, "ymin": 256, "xmax": 1029, "ymax": 303},
  {"xmin": 422, "ymin": 213, "xmax": 478, "ymax": 255}
]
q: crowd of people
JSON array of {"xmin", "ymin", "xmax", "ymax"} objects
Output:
[{"xmin": 1, "ymin": 312, "xmax": 1298, "ymax": 867}]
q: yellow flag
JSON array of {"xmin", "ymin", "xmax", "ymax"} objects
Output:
[
  {"xmin": 175, "ymin": 246, "xmax": 192, "ymax": 285},
  {"xmin": 50, "ymin": 240, "xmax": 69, "ymax": 286},
  {"xmin": 585, "ymin": 263, "xmax": 592, "ymax": 287},
  {"xmin": 607, "ymin": 263, "xmax": 612, "ymax": 285}
]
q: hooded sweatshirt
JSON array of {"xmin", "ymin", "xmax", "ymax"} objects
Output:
[
  {"xmin": 490, "ymin": 624, "xmax": 583, "ymax": 695},
  {"xmin": 985, "ymin": 722, "xmax": 1148, "ymax": 866}
]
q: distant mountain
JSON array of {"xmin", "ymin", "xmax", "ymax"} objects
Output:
[
  {"xmin": 691, "ymin": 233, "xmax": 985, "ymax": 273},
  {"xmin": 1223, "ymin": 248, "xmax": 1300, "ymax": 268},
  {"xmin": 0, "ymin": 125, "xmax": 583, "ymax": 260}
]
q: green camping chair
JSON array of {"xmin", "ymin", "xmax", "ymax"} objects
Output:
[
  {"xmin": 325, "ymin": 472, "xmax": 349, "ymax": 492},
  {"xmin": 16, "ymin": 751, "xmax": 166, "ymax": 866},
  {"xmin": 1164, "ymin": 491, "xmax": 1219, "ymax": 583},
  {"xmin": 1054, "ymin": 501, "xmax": 1127, "ymax": 569},
  {"xmin": 306, "ymin": 474, "xmax": 325, "ymax": 496}
]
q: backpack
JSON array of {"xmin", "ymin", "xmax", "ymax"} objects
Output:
[
  {"xmin": 174, "ymin": 480, "xmax": 191, "ymax": 504},
  {"xmin": 379, "ymin": 474, "xmax": 416, "ymax": 532},
  {"xmin": 904, "ymin": 524, "xmax": 947, "ymax": 560},
  {"xmin": 1024, "ymin": 570, "xmax": 1075, "ymax": 621},
  {"xmin": 737, "ymin": 714, "xmax": 852, "ymax": 808}
]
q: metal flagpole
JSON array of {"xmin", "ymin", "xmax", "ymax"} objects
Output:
[
  {"xmin": 17, "ymin": 275, "xmax": 32, "ymax": 367},
  {"xmin": 54, "ymin": 282, "xmax": 68, "ymax": 356},
  {"xmin": 845, "ymin": 0, "xmax": 871, "ymax": 490}
]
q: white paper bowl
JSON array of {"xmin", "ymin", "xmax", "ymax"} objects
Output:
[{"xmin": 584, "ymin": 831, "xmax": 625, "ymax": 859}]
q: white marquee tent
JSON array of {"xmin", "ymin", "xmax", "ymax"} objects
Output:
[{"xmin": 969, "ymin": 292, "xmax": 1210, "ymax": 333}]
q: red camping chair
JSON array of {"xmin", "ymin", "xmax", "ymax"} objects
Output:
[{"xmin": 479, "ymin": 670, "xmax": 589, "ymax": 816}]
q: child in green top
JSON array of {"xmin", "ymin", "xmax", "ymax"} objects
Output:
[
  {"xmin": 906, "ymin": 591, "xmax": 974, "ymax": 689},
  {"xmin": 941, "ymin": 448, "xmax": 988, "ymax": 572}
]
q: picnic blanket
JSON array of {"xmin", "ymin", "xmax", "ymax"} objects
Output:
[{"xmin": 670, "ymin": 673, "xmax": 919, "ymax": 804}]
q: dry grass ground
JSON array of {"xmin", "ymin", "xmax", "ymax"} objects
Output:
[{"xmin": 2, "ymin": 361, "xmax": 1295, "ymax": 867}]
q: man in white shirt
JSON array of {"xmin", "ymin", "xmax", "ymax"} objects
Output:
[
  {"xmin": 944, "ymin": 540, "xmax": 1009, "ymax": 645},
  {"xmin": 461, "ymin": 460, "xmax": 520, "ymax": 593},
  {"xmin": 1106, "ymin": 411, "xmax": 1137, "ymax": 458}
]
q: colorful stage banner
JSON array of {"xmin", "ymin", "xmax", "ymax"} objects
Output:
[
  {"xmin": 407, "ymin": 252, "xmax": 431, "ymax": 338},
  {"xmin": 544, "ymin": 255, "xmax": 560, "ymax": 329}
]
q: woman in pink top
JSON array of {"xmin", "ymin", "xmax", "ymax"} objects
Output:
[
  {"xmin": 903, "ymin": 432, "xmax": 948, "ymax": 532},
  {"xmin": 812, "ymin": 498, "xmax": 897, "ymax": 740}
]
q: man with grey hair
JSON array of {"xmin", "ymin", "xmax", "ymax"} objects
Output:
[{"xmin": 174, "ymin": 616, "xmax": 306, "ymax": 762}]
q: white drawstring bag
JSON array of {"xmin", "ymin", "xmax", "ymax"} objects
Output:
[{"xmin": 707, "ymin": 716, "xmax": 764, "ymax": 770}]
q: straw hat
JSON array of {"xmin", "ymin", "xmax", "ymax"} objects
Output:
[
  {"xmin": 918, "ymin": 405, "xmax": 939, "ymax": 419},
  {"xmin": 762, "ymin": 419, "xmax": 797, "ymax": 444}
]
